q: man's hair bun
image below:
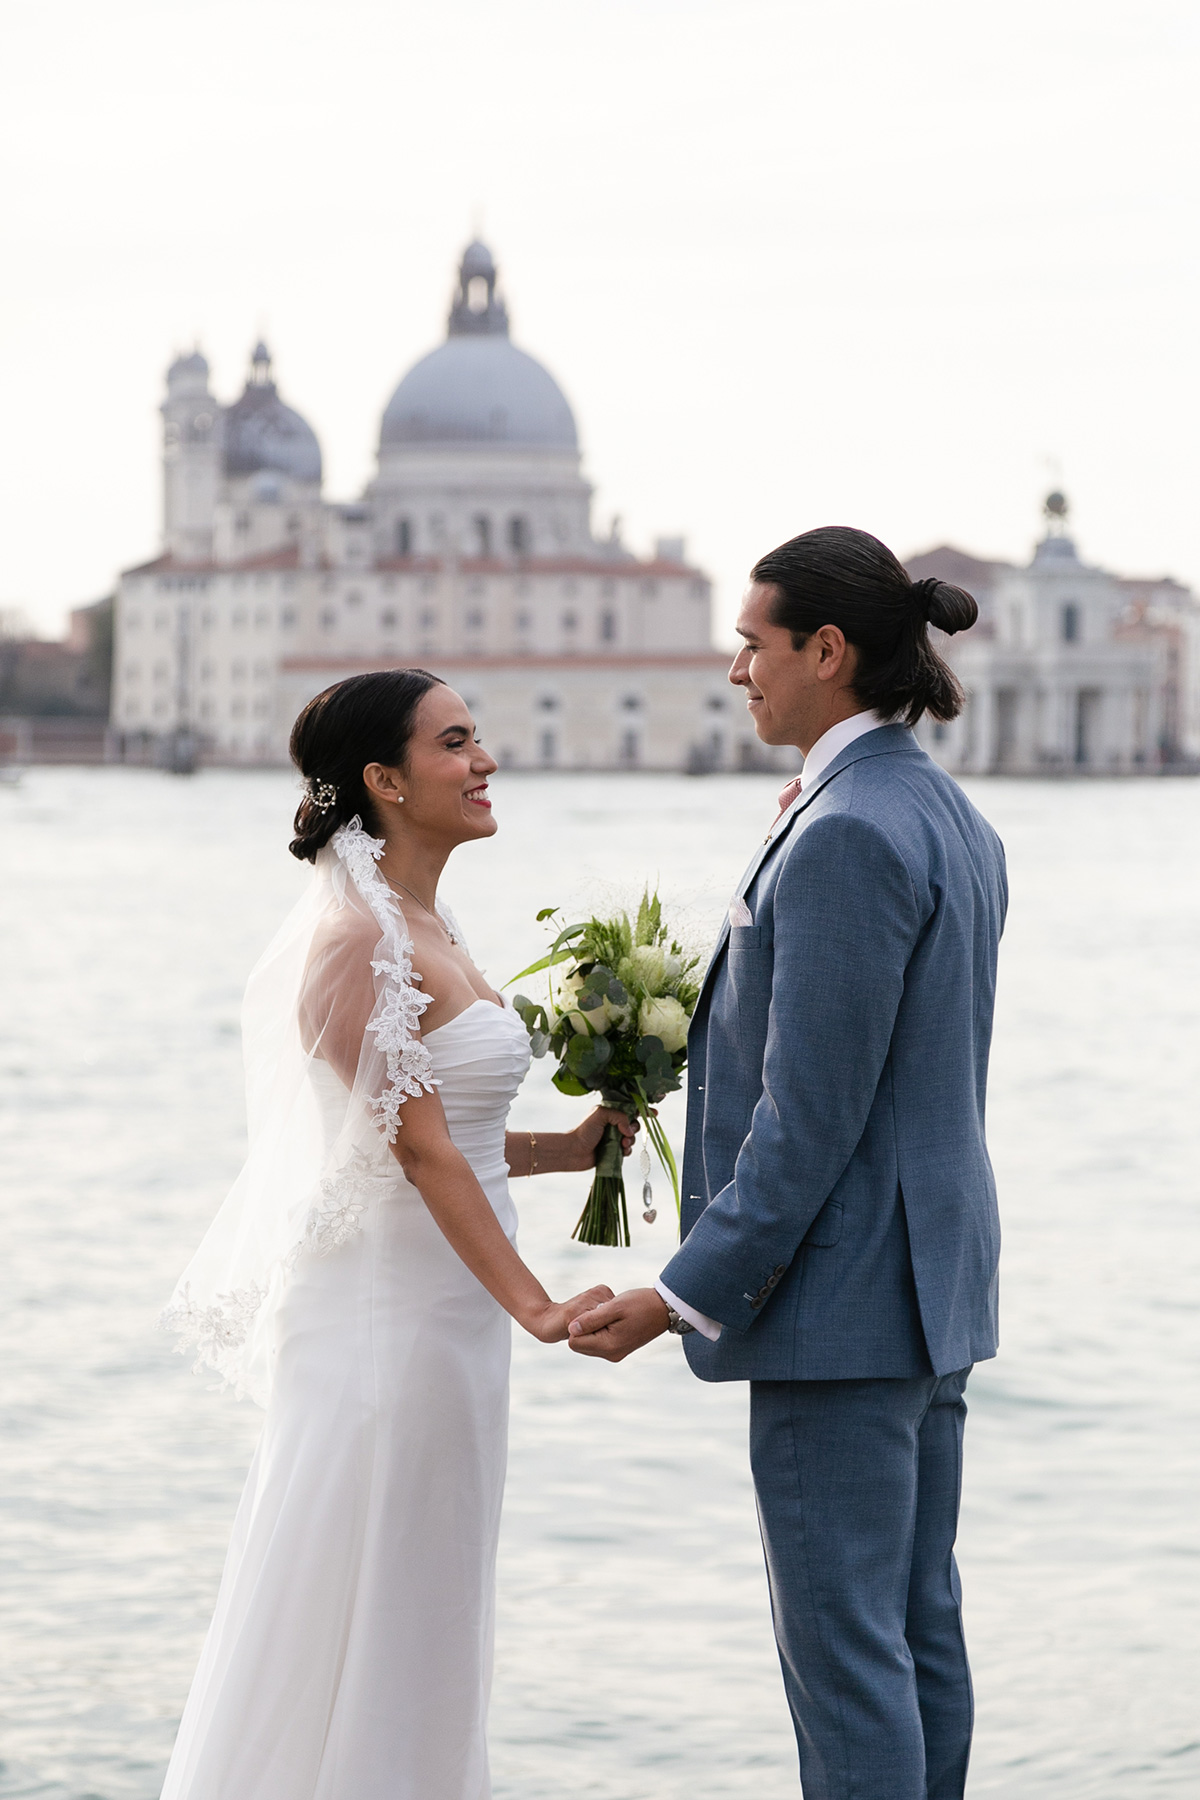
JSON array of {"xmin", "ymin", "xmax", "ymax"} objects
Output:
[{"xmin": 912, "ymin": 577, "xmax": 978, "ymax": 637}]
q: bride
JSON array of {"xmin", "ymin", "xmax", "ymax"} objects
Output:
[{"xmin": 160, "ymin": 668, "xmax": 629, "ymax": 1800}]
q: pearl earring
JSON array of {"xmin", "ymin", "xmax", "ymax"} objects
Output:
[{"xmin": 395, "ymin": 795, "xmax": 405, "ymax": 805}]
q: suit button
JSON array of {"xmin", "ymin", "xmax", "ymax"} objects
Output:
[
  {"xmin": 750, "ymin": 1297, "xmax": 763, "ymax": 1310},
  {"xmin": 766, "ymin": 1275, "xmax": 778, "ymax": 1288},
  {"xmin": 774, "ymin": 1264, "xmax": 786, "ymax": 1276}
]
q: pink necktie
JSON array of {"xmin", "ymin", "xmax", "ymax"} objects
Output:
[{"xmin": 770, "ymin": 774, "xmax": 804, "ymax": 828}]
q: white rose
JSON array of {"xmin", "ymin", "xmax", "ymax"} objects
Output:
[
  {"xmin": 638, "ymin": 996, "xmax": 689, "ymax": 1053},
  {"xmin": 559, "ymin": 971, "xmax": 623, "ymax": 1035}
]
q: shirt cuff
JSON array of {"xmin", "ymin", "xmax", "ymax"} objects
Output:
[{"xmin": 655, "ymin": 1279, "xmax": 722, "ymax": 1342}]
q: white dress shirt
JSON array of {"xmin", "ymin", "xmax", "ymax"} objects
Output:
[{"xmin": 657, "ymin": 710, "xmax": 890, "ymax": 1342}]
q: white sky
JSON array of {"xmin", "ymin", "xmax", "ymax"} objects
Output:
[{"xmin": 3, "ymin": 0, "xmax": 1197, "ymax": 641}]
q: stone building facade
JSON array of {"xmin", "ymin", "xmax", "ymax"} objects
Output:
[
  {"xmin": 910, "ymin": 496, "xmax": 1198, "ymax": 775},
  {"xmin": 110, "ymin": 241, "xmax": 788, "ymax": 776}
]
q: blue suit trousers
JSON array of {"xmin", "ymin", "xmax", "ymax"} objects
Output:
[{"xmin": 749, "ymin": 1370, "xmax": 973, "ymax": 1799}]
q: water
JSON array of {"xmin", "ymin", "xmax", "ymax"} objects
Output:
[{"xmin": 0, "ymin": 767, "xmax": 1197, "ymax": 1798}]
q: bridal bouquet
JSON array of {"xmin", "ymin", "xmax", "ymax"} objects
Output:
[{"xmin": 510, "ymin": 891, "xmax": 701, "ymax": 1247}]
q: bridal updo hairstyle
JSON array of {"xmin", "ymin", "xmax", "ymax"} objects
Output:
[
  {"xmin": 288, "ymin": 668, "xmax": 445, "ymax": 862},
  {"xmin": 751, "ymin": 526, "xmax": 978, "ymax": 725}
]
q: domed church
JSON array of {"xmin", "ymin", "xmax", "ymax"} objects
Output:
[{"xmin": 112, "ymin": 241, "xmax": 778, "ymax": 773}]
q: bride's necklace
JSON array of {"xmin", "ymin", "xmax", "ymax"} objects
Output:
[{"xmin": 383, "ymin": 873, "xmax": 458, "ymax": 944}]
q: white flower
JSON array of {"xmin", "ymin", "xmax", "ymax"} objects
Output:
[
  {"xmin": 559, "ymin": 971, "xmax": 628, "ymax": 1036},
  {"xmin": 620, "ymin": 944, "xmax": 682, "ymax": 995},
  {"xmin": 638, "ymin": 996, "xmax": 690, "ymax": 1052}
]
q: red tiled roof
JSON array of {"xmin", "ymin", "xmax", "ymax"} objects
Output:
[
  {"xmin": 280, "ymin": 652, "xmax": 731, "ymax": 674},
  {"xmin": 121, "ymin": 545, "xmax": 307, "ymax": 577}
]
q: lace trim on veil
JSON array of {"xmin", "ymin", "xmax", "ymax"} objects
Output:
[
  {"xmin": 160, "ymin": 817, "xmax": 440, "ymax": 1399},
  {"xmin": 331, "ymin": 816, "xmax": 439, "ymax": 1140}
]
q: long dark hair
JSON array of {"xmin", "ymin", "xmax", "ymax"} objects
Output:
[
  {"xmin": 288, "ymin": 668, "xmax": 445, "ymax": 862},
  {"xmin": 751, "ymin": 526, "xmax": 977, "ymax": 725}
]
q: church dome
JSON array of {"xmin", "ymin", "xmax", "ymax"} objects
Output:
[
  {"xmin": 379, "ymin": 241, "xmax": 578, "ymax": 453},
  {"xmin": 224, "ymin": 343, "xmax": 322, "ymax": 483}
]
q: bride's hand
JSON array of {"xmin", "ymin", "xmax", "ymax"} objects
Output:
[
  {"xmin": 566, "ymin": 1108, "xmax": 639, "ymax": 1172},
  {"xmin": 524, "ymin": 1285, "xmax": 616, "ymax": 1343}
]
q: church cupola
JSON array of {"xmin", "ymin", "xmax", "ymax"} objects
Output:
[
  {"xmin": 448, "ymin": 239, "xmax": 510, "ymax": 337},
  {"xmin": 223, "ymin": 341, "xmax": 322, "ymax": 484}
]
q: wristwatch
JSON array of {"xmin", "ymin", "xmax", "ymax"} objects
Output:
[{"xmin": 663, "ymin": 1303, "xmax": 696, "ymax": 1336}]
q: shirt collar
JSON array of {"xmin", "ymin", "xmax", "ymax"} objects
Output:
[{"xmin": 799, "ymin": 710, "xmax": 890, "ymax": 791}]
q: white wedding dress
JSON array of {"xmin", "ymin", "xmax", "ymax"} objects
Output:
[{"xmin": 160, "ymin": 822, "xmax": 532, "ymax": 1800}]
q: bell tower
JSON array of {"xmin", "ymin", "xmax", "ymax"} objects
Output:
[{"xmin": 161, "ymin": 349, "xmax": 221, "ymax": 563}]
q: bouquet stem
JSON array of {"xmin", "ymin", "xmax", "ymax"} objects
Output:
[{"xmin": 572, "ymin": 1123, "xmax": 631, "ymax": 1248}]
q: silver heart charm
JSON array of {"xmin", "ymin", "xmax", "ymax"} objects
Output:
[{"xmin": 642, "ymin": 1207, "xmax": 657, "ymax": 1223}]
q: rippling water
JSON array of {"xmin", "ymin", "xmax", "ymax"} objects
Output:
[{"xmin": 0, "ymin": 767, "xmax": 1197, "ymax": 1798}]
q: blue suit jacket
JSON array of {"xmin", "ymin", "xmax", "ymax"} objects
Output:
[{"xmin": 661, "ymin": 725, "xmax": 1007, "ymax": 1382}]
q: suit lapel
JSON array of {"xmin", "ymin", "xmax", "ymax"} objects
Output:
[{"xmin": 692, "ymin": 726, "xmax": 923, "ymax": 1010}]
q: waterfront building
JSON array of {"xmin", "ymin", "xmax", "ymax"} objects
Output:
[
  {"xmin": 910, "ymin": 494, "xmax": 1199, "ymax": 774},
  {"xmin": 110, "ymin": 241, "xmax": 787, "ymax": 775}
]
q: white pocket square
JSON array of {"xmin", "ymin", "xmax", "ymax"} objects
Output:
[{"xmin": 728, "ymin": 897, "xmax": 753, "ymax": 927}]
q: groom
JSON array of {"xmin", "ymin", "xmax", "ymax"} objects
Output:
[{"xmin": 569, "ymin": 526, "xmax": 1007, "ymax": 1799}]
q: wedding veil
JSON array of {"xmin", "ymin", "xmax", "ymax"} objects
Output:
[{"xmin": 162, "ymin": 818, "xmax": 441, "ymax": 1405}]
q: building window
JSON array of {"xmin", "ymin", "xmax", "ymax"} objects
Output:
[
  {"xmin": 562, "ymin": 612, "xmax": 577, "ymax": 632},
  {"xmin": 235, "ymin": 512, "xmax": 250, "ymax": 534},
  {"xmin": 254, "ymin": 607, "xmax": 270, "ymax": 628},
  {"xmin": 641, "ymin": 580, "xmax": 658, "ymax": 599},
  {"xmin": 419, "ymin": 609, "xmax": 437, "ymax": 629},
  {"xmin": 600, "ymin": 610, "xmax": 617, "ymax": 642},
  {"xmin": 1061, "ymin": 602, "xmax": 1080, "ymax": 643},
  {"xmin": 320, "ymin": 608, "xmax": 336, "ymax": 631},
  {"xmin": 287, "ymin": 514, "xmax": 301, "ymax": 535},
  {"xmin": 539, "ymin": 729, "xmax": 558, "ymax": 765},
  {"xmin": 396, "ymin": 518, "xmax": 413, "ymax": 556},
  {"xmin": 620, "ymin": 694, "xmax": 642, "ymax": 712},
  {"xmin": 619, "ymin": 729, "xmax": 640, "ymax": 767},
  {"xmin": 380, "ymin": 609, "xmax": 398, "ymax": 630},
  {"xmin": 199, "ymin": 609, "xmax": 214, "ymax": 630},
  {"xmin": 508, "ymin": 515, "xmax": 529, "ymax": 554},
  {"xmin": 515, "ymin": 610, "xmax": 531, "ymax": 631},
  {"xmin": 346, "ymin": 591, "xmax": 363, "ymax": 608},
  {"xmin": 231, "ymin": 661, "xmax": 247, "ymax": 682},
  {"xmin": 281, "ymin": 607, "xmax": 297, "ymax": 629},
  {"xmin": 705, "ymin": 694, "xmax": 725, "ymax": 711},
  {"xmin": 232, "ymin": 608, "xmax": 247, "ymax": 629},
  {"xmin": 537, "ymin": 694, "xmax": 559, "ymax": 712},
  {"xmin": 473, "ymin": 515, "xmax": 492, "ymax": 557},
  {"xmin": 465, "ymin": 609, "xmax": 484, "ymax": 629}
]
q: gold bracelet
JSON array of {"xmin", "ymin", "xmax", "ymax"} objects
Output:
[{"xmin": 528, "ymin": 1131, "xmax": 538, "ymax": 1177}]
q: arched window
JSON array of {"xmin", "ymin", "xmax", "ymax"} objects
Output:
[
  {"xmin": 1061, "ymin": 602, "xmax": 1080, "ymax": 643},
  {"xmin": 507, "ymin": 515, "xmax": 529, "ymax": 554},
  {"xmin": 600, "ymin": 610, "xmax": 617, "ymax": 642},
  {"xmin": 473, "ymin": 515, "xmax": 492, "ymax": 556},
  {"xmin": 396, "ymin": 518, "xmax": 413, "ymax": 556}
]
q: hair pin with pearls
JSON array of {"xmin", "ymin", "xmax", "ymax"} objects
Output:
[{"xmin": 306, "ymin": 777, "xmax": 338, "ymax": 813}]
